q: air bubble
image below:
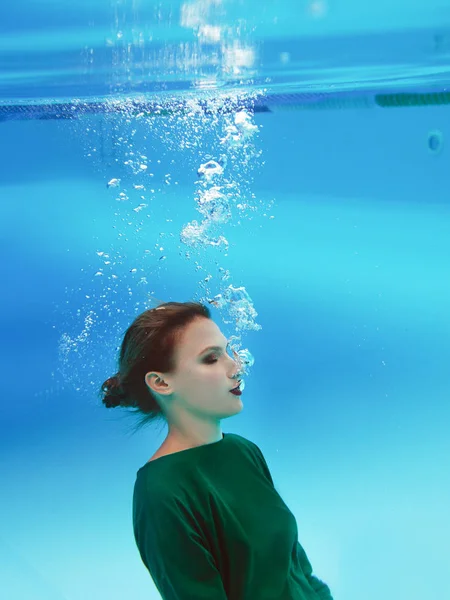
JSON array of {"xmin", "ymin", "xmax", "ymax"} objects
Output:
[{"xmin": 107, "ymin": 178, "xmax": 120, "ymax": 188}]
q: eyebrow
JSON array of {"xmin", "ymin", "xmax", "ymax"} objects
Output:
[{"xmin": 198, "ymin": 340, "xmax": 229, "ymax": 357}]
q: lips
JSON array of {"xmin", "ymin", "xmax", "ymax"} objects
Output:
[{"xmin": 230, "ymin": 380, "xmax": 244, "ymax": 396}]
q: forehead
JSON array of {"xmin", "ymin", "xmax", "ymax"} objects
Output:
[{"xmin": 176, "ymin": 318, "xmax": 225, "ymax": 360}]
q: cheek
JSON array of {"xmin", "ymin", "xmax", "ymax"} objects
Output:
[
  {"xmin": 186, "ymin": 366, "xmax": 221, "ymax": 387},
  {"xmin": 204, "ymin": 368, "xmax": 223, "ymax": 383},
  {"xmin": 199, "ymin": 365, "xmax": 224, "ymax": 386}
]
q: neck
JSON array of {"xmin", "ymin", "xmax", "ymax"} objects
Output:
[{"xmin": 166, "ymin": 422, "xmax": 223, "ymax": 450}]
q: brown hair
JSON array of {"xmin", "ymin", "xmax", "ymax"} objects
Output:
[{"xmin": 100, "ymin": 301, "xmax": 211, "ymax": 431}]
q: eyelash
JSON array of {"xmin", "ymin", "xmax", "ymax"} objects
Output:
[
  {"xmin": 204, "ymin": 348, "xmax": 231, "ymax": 364},
  {"xmin": 204, "ymin": 357, "xmax": 218, "ymax": 364}
]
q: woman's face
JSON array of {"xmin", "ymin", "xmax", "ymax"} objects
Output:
[{"xmin": 147, "ymin": 317, "xmax": 244, "ymax": 419}]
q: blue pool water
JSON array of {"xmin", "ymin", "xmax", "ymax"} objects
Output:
[{"xmin": 1, "ymin": 1, "xmax": 450, "ymax": 599}]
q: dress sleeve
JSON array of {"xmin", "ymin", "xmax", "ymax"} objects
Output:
[
  {"xmin": 134, "ymin": 489, "xmax": 228, "ymax": 599},
  {"xmin": 248, "ymin": 438, "xmax": 333, "ymax": 599},
  {"xmin": 296, "ymin": 542, "xmax": 334, "ymax": 599}
]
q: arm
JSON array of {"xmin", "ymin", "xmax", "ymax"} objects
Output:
[
  {"xmin": 250, "ymin": 441, "xmax": 333, "ymax": 599},
  {"xmin": 134, "ymin": 491, "xmax": 228, "ymax": 599},
  {"xmin": 297, "ymin": 542, "xmax": 334, "ymax": 600}
]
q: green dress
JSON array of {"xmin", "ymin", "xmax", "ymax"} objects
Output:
[{"xmin": 133, "ymin": 432, "xmax": 333, "ymax": 599}]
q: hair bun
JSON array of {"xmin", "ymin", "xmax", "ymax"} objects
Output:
[{"xmin": 102, "ymin": 376, "xmax": 127, "ymax": 408}]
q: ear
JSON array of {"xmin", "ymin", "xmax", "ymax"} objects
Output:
[{"xmin": 145, "ymin": 372, "xmax": 172, "ymax": 395}]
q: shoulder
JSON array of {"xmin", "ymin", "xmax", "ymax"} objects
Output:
[
  {"xmin": 225, "ymin": 432, "xmax": 254, "ymax": 446},
  {"xmin": 224, "ymin": 432, "xmax": 266, "ymax": 461},
  {"xmin": 226, "ymin": 433, "xmax": 273, "ymax": 484},
  {"xmin": 226, "ymin": 432, "xmax": 261, "ymax": 450}
]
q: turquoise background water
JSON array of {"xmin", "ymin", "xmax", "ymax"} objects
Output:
[{"xmin": 1, "ymin": 1, "xmax": 450, "ymax": 599}]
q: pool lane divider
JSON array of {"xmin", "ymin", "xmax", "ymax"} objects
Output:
[{"xmin": 1, "ymin": 90, "xmax": 450, "ymax": 121}]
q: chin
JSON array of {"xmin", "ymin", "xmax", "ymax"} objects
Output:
[{"xmin": 221, "ymin": 398, "xmax": 244, "ymax": 418}]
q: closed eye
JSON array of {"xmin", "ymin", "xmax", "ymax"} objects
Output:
[
  {"xmin": 204, "ymin": 356, "xmax": 219, "ymax": 364},
  {"xmin": 203, "ymin": 344, "xmax": 232, "ymax": 364}
]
